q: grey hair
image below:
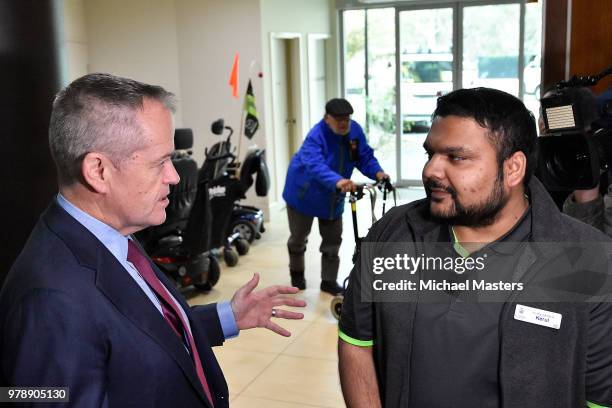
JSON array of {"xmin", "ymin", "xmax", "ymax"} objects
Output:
[{"xmin": 49, "ymin": 73, "xmax": 176, "ymax": 185}]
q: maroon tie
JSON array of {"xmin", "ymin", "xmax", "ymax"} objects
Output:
[{"xmin": 127, "ymin": 240, "xmax": 214, "ymax": 406}]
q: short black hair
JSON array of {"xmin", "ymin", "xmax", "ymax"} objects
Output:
[{"xmin": 432, "ymin": 87, "xmax": 538, "ymax": 188}]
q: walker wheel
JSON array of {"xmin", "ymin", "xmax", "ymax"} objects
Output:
[{"xmin": 330, "ymin": 295, "xmax": 344, "ymax": 320}]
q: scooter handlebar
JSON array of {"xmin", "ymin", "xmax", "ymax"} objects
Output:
[{"xmin": 204, "ymin": 150, "xmax": 236, "ymax": 162}]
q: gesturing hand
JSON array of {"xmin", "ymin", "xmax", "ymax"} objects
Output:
[{"xmin": 230, "ymin": 273, "xmax": 307, "ymax": 337}]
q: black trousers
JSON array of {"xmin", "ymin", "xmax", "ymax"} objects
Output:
[{"xmin": 286, "ymin": 206, "xmax": 342, "ymax": 281}]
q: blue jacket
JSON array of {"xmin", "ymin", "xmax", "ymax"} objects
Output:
[{"xmin": 283, "ymin": 119, "xmax": 383, "ymax": 220}]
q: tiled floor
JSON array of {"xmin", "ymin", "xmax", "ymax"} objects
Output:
[{"xmin": 185, "ymin": 187, "xmax": 425, "ymax": 407}]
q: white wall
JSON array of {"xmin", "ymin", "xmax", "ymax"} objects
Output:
[
  {"xmin": 62, "ymin": 0, "xmax": 88, "ymax": 82},
  {"xmin": 83, "ymin": 0, "xmax": 184, "ymax": 125},
  {"xmin": 174, "ymin": 0, "xmax": 266, "ymax": 214}
]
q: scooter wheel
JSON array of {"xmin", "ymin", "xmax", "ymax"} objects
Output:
[
  {"xmin": 330, "ymin": 295, "xmax": 344, "ymax": 320},
  {"xmin": 234, "ymin": 238, "xmax": 250, "ymax": 255},
  {"xmin": 194, "ymin": 256, "xmax": 221, "ymax": 291},
  {"xmin": 232, "ymin": 221, "xmax": 257, "ymax": 243},
  {"xmin": 224, "ymin": 248, "xmax": 239, "ymax": 267}
]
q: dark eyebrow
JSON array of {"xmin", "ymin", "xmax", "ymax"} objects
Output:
[{"xmin": 422, "ymin": 142, "xmax": 474, "ymax": 155}]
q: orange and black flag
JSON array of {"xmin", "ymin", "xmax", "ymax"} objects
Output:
[{"xmin": 243, "ymin": 80, "xmax": 259, "ymax": 139}]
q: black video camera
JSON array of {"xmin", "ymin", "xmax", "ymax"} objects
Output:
[{"xmin": 536, "ymin": 66, "xmax": 612, "ymax": 190}]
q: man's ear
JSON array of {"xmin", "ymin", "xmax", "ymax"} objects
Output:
[
  {"xmin": 81, "ymin": 152, "xmax": 111, "ymax": 194},
  {"xmin": 504, "ymin": 151, "xmax": 527, "ymax": 188}
]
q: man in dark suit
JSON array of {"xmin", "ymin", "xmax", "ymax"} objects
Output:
[{"xmin": 0, "ymin": 73, "xmax": 305, "ymax": 407}]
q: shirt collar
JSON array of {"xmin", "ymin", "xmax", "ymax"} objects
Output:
[
  {"xmin": 450, "ymin": 204, "xmax": 532, "ymax": 257},
  {"xmin": 56, "ymin": 193, "xmax": 129, "ymax": 262}
]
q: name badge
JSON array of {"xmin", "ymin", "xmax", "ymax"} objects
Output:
[{"xmin": 514, "ymin": 304, "xmax": 562, "ymax": 330}]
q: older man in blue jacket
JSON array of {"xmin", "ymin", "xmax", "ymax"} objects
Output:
[{"xmin": 282, "ymin": 98, "xmax": 387, "ymax": 294}]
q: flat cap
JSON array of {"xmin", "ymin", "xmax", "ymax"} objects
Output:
[{"xmin": 325, "ymin": 98, "xmax": 354, "ymax": 117}]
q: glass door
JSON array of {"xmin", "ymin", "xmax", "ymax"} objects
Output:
[
  {"xmin": 341, "ymin": 2, "xmax": 542, "ymax": 186},
  {"xmin": 461, "ymin": 4, "xmax": 521, "ymax": 95},
  {"xmin": 461, "ymin": 1, "xmax": 542, "ymax": 118},
  {"xmin": 398, "ymin": 6, "xmax": 455, "ymax": 184},
  {"xmin": 343, "ymin": 10, "xmax": 366, "ymax": 127},
  {"xmin": 342, "ymin": 8, "xmax": 396, "ymax": 182}
]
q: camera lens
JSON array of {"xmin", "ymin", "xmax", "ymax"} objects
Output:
[{"xmin": 537, "ymin": 133, "xmax": 599, "ymax": 190}]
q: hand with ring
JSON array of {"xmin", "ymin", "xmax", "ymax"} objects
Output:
[{"xmin": 230, "ymin": 273, "xmax": 306, "ymax": 337}]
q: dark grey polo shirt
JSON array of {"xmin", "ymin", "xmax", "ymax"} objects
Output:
[
  {"xmin": 340, "ymin": 179, "xmax": 612, "ymax": 407},
  {"xmin": 408, "ymin": 207, "xmax": 532, "ymax": 408}
]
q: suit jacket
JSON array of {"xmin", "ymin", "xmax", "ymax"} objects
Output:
[{"xmin": 0, "ymin": 200, "xmax": 229, "ymax": 407}]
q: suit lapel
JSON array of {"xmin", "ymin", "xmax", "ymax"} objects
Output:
[{"xmin": 44, "ymin": 201, "xmax": 212, "ymax": 407}]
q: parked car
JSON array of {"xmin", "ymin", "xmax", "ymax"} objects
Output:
[{"xmin": 400, "ymin": 52, "xmax": 453, "ymax": 133}]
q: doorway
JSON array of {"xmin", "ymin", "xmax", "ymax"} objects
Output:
[
  {"xmin": 270, "ymin": 33, "xmax": 303, "ymax": 202},
  {"xmin": 307, "ymin": 34, "xmax": 330, "ymax": 128}
]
